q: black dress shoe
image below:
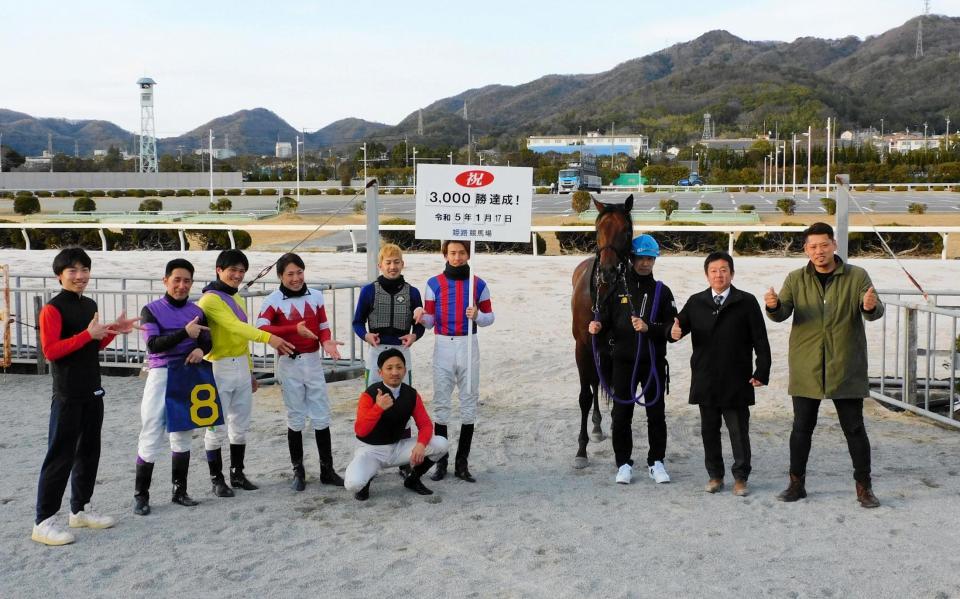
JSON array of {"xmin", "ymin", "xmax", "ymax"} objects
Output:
[
  {"xmin": 354, "ymin": 481, "xmax": 371, "ymax": 501},
  {"xmin": 403, "ymin": 477, "xmax": 434, "ymax": 496}
]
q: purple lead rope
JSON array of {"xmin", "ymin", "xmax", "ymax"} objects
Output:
[{"xmin": 591, "ymin": 281, "xmax": 663, "ymax": 407}]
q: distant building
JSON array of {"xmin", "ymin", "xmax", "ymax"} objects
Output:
[
  {"xmin": 526, "ymin": 131, "xmax": 649, "ymax": 157},
  {"xmin": 275, "ymin": 142, "xmax": 293, "ymax": 158},
  {"xmin": 193, "ymin": 148, "xmax": 238, "ymax": 160},
  {"xmin": 93, "ymin": 149, "xmax": 108, "ymax": 158},
  {"xmin": 881, "ymin": 132, "xmax": 941, "ymax": 153}
]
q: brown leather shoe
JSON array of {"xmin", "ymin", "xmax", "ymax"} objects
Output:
[
  {"xmin": 704, "ymin": 478, "xmax": 724, "ymax": 493},
  {"xmin": 733, "ymin": 479, "xmax": 749, "ymax": 497},
  {"xmin": 856, "ymin": 481, "xmax": 880, "ymax": 508},
  {"xmin": 776, "ymin": 474, "xmax": 806, "ymax": 502}
]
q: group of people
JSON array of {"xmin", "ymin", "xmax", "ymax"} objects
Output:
[
  {"xmin": 30, "ymin": 239, "xmax": 493, "ymax": 546},
  {"xmin": 28, "ymin": 220, "xmax": 884, "ymax": 548},
  {"xmin": 588, "ymin": 221, "xmax": 882, "ymax": 510}
]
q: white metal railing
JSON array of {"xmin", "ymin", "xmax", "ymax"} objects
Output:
[
  {"xmin": 3, "ymin": 274, "xmax": 366, "ymax": 378},
  {"xmin": 2, "ymin": 222, "xmax": 959, "ymax": 260}
]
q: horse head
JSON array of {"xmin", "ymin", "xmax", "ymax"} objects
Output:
[{"xmin": 593, "ymin": 194, "xmax": 633, "ymax": 287}]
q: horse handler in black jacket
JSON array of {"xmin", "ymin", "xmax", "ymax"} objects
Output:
[{"xmin": 671, "ymin": 251, "xmax": 771, "ymax": 497}]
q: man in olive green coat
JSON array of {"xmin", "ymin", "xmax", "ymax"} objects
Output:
[{"xmin": 765, "ymin": 222, "xmax": 883, "ymax": 508}]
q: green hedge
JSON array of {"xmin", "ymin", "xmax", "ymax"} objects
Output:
[
  {"xmin": 158, "ymin": 189, "xmax": 175, "ymax": 197},
  {"xmin": 326, "ymin": 188, "xmax": 342, "ymax": 195},
  {"xmin": 139, "ymin": 198, "xmax": 163, "ymax": 211},
  {"xmin": 35, "ymin": 190, "xmax": 52, "ymax": 198},
  {"xmin": 73, "ymin": 197, "xmax": 97, "ymax": 212},
  {"xmin": 227, "ymin": 189, "xmax": 242, "ymax": 196},
  {"xmin": 176, "ymin": 189, "xmax": 194, "ymax": 196},
  {"xmin": 107, "ymin": 190, "xmax": 123, "ymax": 198},
  {"xmin": 261, "ymin": 188, "xmax": 278, "ymax": 195},
  {"xmin": 14, "ymin": 195, "xmax": 40, "ymax": 215},
  {"xmin": 278, "ymin": 197, "xmax": 298, "ymax": 213},
  {"xmin": 188, "ymin": 229, "xmax": 252, "ymax": 250}
]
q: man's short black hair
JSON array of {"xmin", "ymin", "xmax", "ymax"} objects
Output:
[
  {"xmin": 276, "ymin": 252, "xmax": 305, "ymax": 276},
  {"xmin": 703, "ymin": 251, "xmax": 734, "ymax": 274},
  {"xmin": 377, "ymin": 348, "xmax": 406, "ymax": 369},
  {"xmin": 215, "ymin": 249, "xmax": 249, "ymax": 272},
  {"xmin": 165, "ymin": 258, "xmax": 195, "ymax": 277},
  {"xmin": 803, "ymin": 222, "xmax": 835, "ymax": 244},
  {"xmin": 52, "ymin": 247, "xmax": 91, "ymax": 276}
]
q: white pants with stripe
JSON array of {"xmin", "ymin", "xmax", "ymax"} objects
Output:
[
  {"xmin": 137, "ymin": 367, "xmax": 194, "ymax": 462},
  {"xmin": 277, "ymin": 351, "xmax": 330, "ymax": 431},
  {"xmin": 432, "ymin": 335, "xmax": 480, "ymax": 425},
  {"xmin": 343, "ymin": 435, "xmax": 449, "ymax": 491},
  {"xmin": 204, "ymin": 357, "xmax": 254, "ymax": 449}
]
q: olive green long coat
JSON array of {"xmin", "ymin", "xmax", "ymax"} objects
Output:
[{"xmin": 766, "ymin": 259, "xmax": 883, "ymax": 399}]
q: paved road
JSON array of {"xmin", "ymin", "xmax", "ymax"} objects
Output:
[{"xmin": 5, "ymin": 190, "xmax": 959, "ymax": 216}]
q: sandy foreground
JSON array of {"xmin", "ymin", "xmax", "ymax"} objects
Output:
[{"xmin": 1, "ymin": 250, "xmax": 960, "ymax": 599}]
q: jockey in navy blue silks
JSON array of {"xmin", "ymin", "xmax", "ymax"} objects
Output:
[{"xmin": 588, "ymin": 234, "xmax": 677, "ymax": 486}]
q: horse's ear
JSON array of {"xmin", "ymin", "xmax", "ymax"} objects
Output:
[
  {"xmin": 593, "ymin": 196, "xmax": 604, "ymax": 212},
  {"xmin": 624, "ymin": 194, "xmax": 634, "ymax": 212}
]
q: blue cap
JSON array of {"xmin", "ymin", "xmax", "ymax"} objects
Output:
[{"xmin": 632, "ymin": 234, "xmax": 660, "ymax": 257}]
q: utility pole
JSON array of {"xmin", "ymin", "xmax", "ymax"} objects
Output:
[
  {"xmin": 947, "ymin": 116, "xmax": 952, "ymax": 152},
  {"xmin": 467, "ymin": 124, "xmax": 472, "ymax": 165},
  {"xmin": 792, "ymin": 133, "xmax": 798, "ymax": 195},
  {"xmin": 295, "ymin": 135, "xmax": 302, "ymax": 208},
  {"xmin": 806, "ymin": 125, "xmax": 812, "ymax": 200},
  {"xmin": 412, "ymin": 146, "xmax": 418, "ymax": 188},
  {"xmin": 448, "ymin": 152, "xmax": 453, "ymax": 165},
  {"xmin": 209, "ymin": 129, "xmax": 214, "ymax": 206},
  {"xmin": 825, "ymin": 118, "xmax": 832, "ymax": 199}
]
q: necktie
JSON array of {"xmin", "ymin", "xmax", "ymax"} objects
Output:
[{"xmin": 714, "ymin": 295, "xmax": 723, "ymax": 307}]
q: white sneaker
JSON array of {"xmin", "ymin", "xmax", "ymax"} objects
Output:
[
  {"xmin": 615, "ymin": 464, "xmax": 633, "ymax": 484},
  {"xmin": 648, "ymin": 461, "xmax": 671, "ymax": 484},
  {"xmin": 68, "ymin": 507, "xmax": 115, "ymax": 530},
  {"xmin": 31, "ymin": 516, "xmax": 76, "ymax": 546}
]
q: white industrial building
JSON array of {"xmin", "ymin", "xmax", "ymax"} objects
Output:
[
  {"xmin": 527, "ymin": 131, "xmax": 649, "ymax": 157},
  {"xmin": 275, "ymin": 142, "xmax": 293, "ymax": 158}
]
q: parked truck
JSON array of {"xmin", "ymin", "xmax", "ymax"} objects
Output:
[{"xmin": 557, "ymin": 154, "xmax": 601, "ymax": 193}]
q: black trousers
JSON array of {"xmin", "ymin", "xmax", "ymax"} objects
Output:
[
  {"xmin": 35, "ymin": 395, "xmax": 104, "ymax": 524},
  {"xmin": 699, "ymin": 405, "xmax": 751, "ymax": 481},
  {"xmin": 789, "ymin": 396, "xmax": 871, "ymax": 485},
  {"xmin": 609, "ymin": 358, "xmax": 667, "ymax": 468}
]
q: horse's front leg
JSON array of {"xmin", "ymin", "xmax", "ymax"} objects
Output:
[{"xmin": 590, "ymin": 387, "xmax": 605, "ymax": 442}]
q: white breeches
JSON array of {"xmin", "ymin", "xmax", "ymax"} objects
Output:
[
  {"xmin": 343, "ymin": 435, "xmax": 449, "ymax": 491},
  {"xmin": 432, "ymin": 335, "xmax": 480, "ymax": 425},
  {"xmin": 137, "ymin": 367, "xmax": 194, "ymax": 462},
  {"xmin": 277, "ymin": 351, "xmax": 330, "ymax": 431},
  {"xmin": 204, "ymin": 357, "xmax": 253, "ymax": 449}
]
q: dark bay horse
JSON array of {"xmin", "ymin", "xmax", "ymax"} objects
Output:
[{"xmin": 571, "ymin": 195, "xmax": 634, "ymax": 468}]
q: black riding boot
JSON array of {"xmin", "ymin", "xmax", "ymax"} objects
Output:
[
  {"xmin": 207, "ymin": 448, "xmax": 234, "ymax": 497},
  {"xmin": 229, "ymin": 443, "xmax": 259, "ymax": 490},
  {"xmin": 288, "ymin": 429, "xmax": 306, "ymax": 492},
  {"xmin": 430, "ymin": 423, "xmax": 448, "ymax": 481},
  {"xmin": 134, "ymin": 461, "xmax": 154, "ymax": 516},
  {"xmin": 455, "ymin": 423, "xmax": 476, "ymax": 483},
  {"xmin": 354, "ymin": 480, "xmax": 372, "ymax": 501},
  {"xmin": 404, "ymin": 458, "xmax": 436, "ymax": 495},
  {"xmin": 315, "ymin": 428, "xmax": 344, "ymax": 486},
  {"xmin": 171, "ymin": 451, "xmax": 199, "ymax": 507}
]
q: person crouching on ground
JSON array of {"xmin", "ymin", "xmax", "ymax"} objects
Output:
[
  {"xmin": 256, "ymin": 252, "xmax": 346, "ymax": 491},
  {"xmin": 344, "ymin": 349, "xmax": 449, "ymax": 501},
  {"xmin": 671, "ymin": 251, "xmax": 771, "ymax": 497}
]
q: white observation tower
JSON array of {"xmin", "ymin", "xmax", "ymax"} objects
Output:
[{"xmin": 137, "ymin": 77, "xmax": 158, "ymax": 173}]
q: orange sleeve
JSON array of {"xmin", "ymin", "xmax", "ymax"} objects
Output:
[
  {"xmin": 99, "ymin": 333, "xmax": 117, "ymax": 349},
  {"xmin": 354, "ymin": 392, "xmax": 384, "ymax": 437},
  {"xmin": 412, "ymin": 393, "xmax": 433, "ymax": 445},
  {"xmin": 40, "ymin": 304, "xmax": 94, "ymax": 361}
]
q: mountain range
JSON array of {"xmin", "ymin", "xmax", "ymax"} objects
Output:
[{"xmin": 2, "ymin": 15, "xmax": 958, "ymax": 157}]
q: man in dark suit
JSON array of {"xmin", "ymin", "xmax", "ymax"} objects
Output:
[{"xmin": 671, "ymin": 251, "xmax": 771, "ymax": 497}]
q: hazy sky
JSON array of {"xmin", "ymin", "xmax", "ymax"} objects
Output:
[{"xmin": 3, "ymin": 0, "xmax": 955, "ymax": 135}]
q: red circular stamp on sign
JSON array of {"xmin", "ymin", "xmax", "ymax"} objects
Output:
[{"xmin": 455, "ymin": 170, "xmax": 495, "ymax": 188}]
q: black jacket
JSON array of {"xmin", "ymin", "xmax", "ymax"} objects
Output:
[
  {"xmin": 676, "ymin": 286, "xmax": 771, "ymax": 407},
  {"xmin": 597, "ymin": 271, "xmax": 677, "ymax": 366}
]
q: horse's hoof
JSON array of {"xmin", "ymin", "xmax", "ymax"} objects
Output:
[
  {"xmin": 590, "ymin": 431, "xmax": 606, "ymax": 443},
  {"xmin": 573, "ymin": 456, "xmax": 589, "ymax": 469}
]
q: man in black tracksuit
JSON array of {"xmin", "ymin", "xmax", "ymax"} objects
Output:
[
  {"xmin": 32, "ymin": 248, "xmax": 138, "ymax": 546},
  {"xmin": 589, "ymin": 234, "xmax": 677, "ymax": 485}
]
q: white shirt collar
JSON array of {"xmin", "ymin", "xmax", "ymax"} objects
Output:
[
  {"xmin": 384, "ymin": 383, "xmax": 401, "ymax": 398},
  {"xmin": 712, "ymin": 287, "xmax": 731, "ymax": 302}
]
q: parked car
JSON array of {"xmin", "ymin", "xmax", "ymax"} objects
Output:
[{"xmin": 677, "ymin": 172, "xmax": 705, "ymax": 187}]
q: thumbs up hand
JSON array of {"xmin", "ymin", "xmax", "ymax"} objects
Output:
[
  {"xmin": 863, "ymin": 286, "xmax": 878, "ymax": 312},
  {"xmin": 670, "ymin": 317, "xmax": 683, "ymax": 341},
  {"xmin": 764, "ymin": 286, "xmax": 779, "ymax": 309}
]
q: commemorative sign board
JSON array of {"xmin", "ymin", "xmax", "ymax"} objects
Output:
[{"xmin": 414, "ymin": 165, "xmax": 533, "ymax": 243}]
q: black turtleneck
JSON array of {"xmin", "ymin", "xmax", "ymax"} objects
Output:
[
  {"xmin": 444, "ymin": 263, "xmax": 470, "ymax": 281},
  {"xmin": 377, "ymin": 274, "xmax": 406, "ymax": 294},
  {"xmin": 203, "ymin": 279, "xmax": 239, "ymax": 295},
  {"xmin": 165, "ymin": 293, "xmax": 188, "ymax": 308},
  {"xmin": 280, "ymin": 283, "xmax": 309, "ymax": 298}
]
